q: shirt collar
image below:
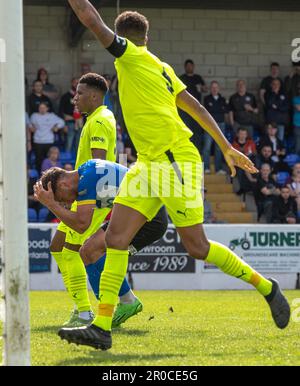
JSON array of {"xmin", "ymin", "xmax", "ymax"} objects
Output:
[{"xmin": 87, "ymin": 105, "xmax": 107, "ymax": 121}]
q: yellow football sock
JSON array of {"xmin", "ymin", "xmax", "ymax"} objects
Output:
[
  {"xmin": 63, "ymin": 247, "xmax": 91, "ymax": 312},
  {"xmin": 52, "ymin": 251, "xmax": 69, "ymax": 292},
  {"xmin": 93, "ymin": 248, "xmax": 129, "ymax": 331},
  {"xmin": 206, "ymin": 241, "xmax": 272, "ymax": 296}
]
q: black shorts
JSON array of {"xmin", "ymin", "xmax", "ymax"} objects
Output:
[{"xmin": 101, "ymin": 206, "xmax": 168, "ymax": 255}]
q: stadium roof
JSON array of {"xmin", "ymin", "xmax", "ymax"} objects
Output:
[{"xmin": 24, "ymin": 0, "xmax": 300, "ymax": 11}]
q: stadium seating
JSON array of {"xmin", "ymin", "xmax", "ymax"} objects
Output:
[
  {"xmin": 284, "ymin": 136, "xmax": 295, "ymax": 155},
  {"xmin": 205, "ymin": 172, "xmax": 255, "ymax": 223},
  {"xmin": 28, "ymin": 208, "xmax": 38, "ymax": 222},
  {"xmin": 29, "ymin": 169, "xmax": 39, "ymax": 179},
  {"xmin": 38, "ymin": 207, "xmax": 49, "ymax": 222},
  {"xmin": 276, "ymin": 171, "xmax": 290, "ymax": 186},
  {"xmin": 284, "ymin": 154, "xmax": 300, "ymax": 167},
  {"xmin": 59, "ymin": 151, "xmax": 74, "ymax": 162}
]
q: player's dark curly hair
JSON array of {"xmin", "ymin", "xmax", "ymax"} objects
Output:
[
  {"xmin": 40, "ymin": 167, "xmax": 66, "ymax": 195},
  {"xmin": 79, "ymin": 73, "xmax": 108, "ymax": 94},
  {"xmin": 115, "ymin": 11, "xmax": 149, "ymax": 45}
]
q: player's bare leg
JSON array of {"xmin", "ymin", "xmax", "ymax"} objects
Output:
[{"xmin": 80, "ymin": 227, "xmax": 143, "ymax": 327}]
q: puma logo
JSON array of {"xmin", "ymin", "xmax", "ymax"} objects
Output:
[
  {"xmin": 236, "ymin": 270, "xmax": 247, "ymax": 279},
  {"xmin": 177, "ymin": 209, "xmax": 188, "ymax": 218}
]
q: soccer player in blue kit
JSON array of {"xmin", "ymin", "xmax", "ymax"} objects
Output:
[{"xmin": 34, "ymin": 159, "xmax": 168, "ymax": 328}]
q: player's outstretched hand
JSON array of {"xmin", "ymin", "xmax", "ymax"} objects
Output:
[
  {"xmin": 33, "ymin": 181, "xmax": 55, "ymax": 207},
  {"xmin": 224, "ymin": 146, "xmax": 258, "ymax": 177}
]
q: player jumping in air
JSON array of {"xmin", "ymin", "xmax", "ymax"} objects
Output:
[{"xmin": 57, "ymin": 0, "xmax": 290, "ymax": 350}]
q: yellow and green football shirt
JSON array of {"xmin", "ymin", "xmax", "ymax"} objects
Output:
[
  {"xmin": 58, "ymin": 105, "xmax": 116, "ymax": 240},
  {"xmin": 114, "ymin": 39, "xmax": 193, "ymax": 160},
  {"xmin": 75, "ymin": 105, "xmax": 117, "ymax": 169}
]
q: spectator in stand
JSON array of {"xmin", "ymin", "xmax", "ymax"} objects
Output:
[
  {"xmin": 287, "ymin": 164, "xmax": 300, "ymax": 212},
  {"xmin": 259, "ymin": 62, "xmax": 283, "ymax": 105},
  {"xmin": 124, "ymin": 133, "xmax": 137, "ymax": 165},
  {"xmin": 81, "ymin": 63, "xmax": 92, "ymax": 75},
  {"xmin": 103, "ymin": 74, "xmax": 115, "ymax": 113},
  {"xmin": 255, "ymin": 163, "xmax": 280, "ymax": 223},
  {"xmin": 292, "ymin": 85, "xmax": 300, "ymax": 155},
  {"xmin": 229, "ymin": 80, "xmax": 259, "ymax": 138},
  {"xmin": 272, "ymin": 186, "xmax": 298, "ymax": 224},
  {"xmin": 232, "ymin": 127, "xmax": 257, "ymax": 195},
  {"xmin": 287, "ymin": 163, "xmax": 300, "ymax": 184},
  {"xmin": 27, "ymin": 165, "xmax": 41, "ymax": 217},
  {"xmin": 256, "ymin": 142, "xmax": 290, "ymax": 176},
  {"xmin": 258, "ymin": 123, "xmax": 286, "ymax": 163},
  {"xmin": 284, "ymin": 61, "xmax": 300, "ymax": 100},
  {"xmin": 30, "ymin": 102, "xmax": 65, "ymax": 173},
  {"xmin": 64, "ymin": 163, "xmax": 74, "ymax": 171},
  {"xmin": 116, "ymin": 124, "xmax": 125, "ymax": 163},
  {"xmin": 28, "ymin": 80, "xmax": 53, "ymax": 116},
  {"xmin": 59, "ymin": 77, "xmax": 83, "ymax": 153},
  {"xmin": 36, "ymin": 68, "xmax": 59, "ymax": 110},
  {"xmin": 255, "ymin": 145, "xmax": 274, "ymax": 170},
  {"xmin": 26, "ymin": 112, "xmax": 33, "ymax": 155},
  {"xmin": 232, "ymin": 127, "xmax": 256, "ymax": 158},
  {"xmin": 203, "ymin": 81, "xmax": 229, "ymax": 174},
  {"xmin": 179, "ymin": 59, "xmax": 207, "ymax": 154},
  {"xmin": 41, "ymin": 146, "xmax": 62, "ymax": 173},
  {"xmin": 180, "ymin": 59, "xmax": 207, "ymax": 102},
  {"xmin": 264, "ymin": 79, "xmax": 289, "ymax": 140}
]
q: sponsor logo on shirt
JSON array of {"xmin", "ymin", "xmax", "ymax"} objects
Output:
[{"xmin": 91, "ymin": 136, "xmax": 105, "ymax": 143}]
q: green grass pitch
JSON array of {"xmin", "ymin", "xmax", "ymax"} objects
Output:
[{"xmin": 1, "ymin": 290, "xmax": 300, "ymax": 366}]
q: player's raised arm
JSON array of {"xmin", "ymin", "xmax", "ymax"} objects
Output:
[
  {"xmin": 68, "ymin": 0, "xmax": 114, "ymax": 48},
  {"xmin": 176, "ymin": 89, "xmax": 258, "ymax": 177}
]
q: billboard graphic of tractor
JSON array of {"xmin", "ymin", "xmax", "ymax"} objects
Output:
[{"xmin": 229, "ymin": 233, "xmax": 251, "ymax": 251}]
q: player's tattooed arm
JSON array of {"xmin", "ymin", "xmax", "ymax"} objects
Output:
[{"xmin": 68, "ymin": 0, "xmax": 114, "ymax": 48}]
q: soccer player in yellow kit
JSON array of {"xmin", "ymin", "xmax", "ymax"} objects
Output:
[
  {"xmin": 50, "ymin": 72, "xmax": 118, "ymax": 326},
  {"xmin": 61, "ymin": 0, "xmax": 290, "ymax": 350}
]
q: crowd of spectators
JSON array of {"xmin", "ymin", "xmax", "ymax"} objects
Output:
[{"xmin": 26, "ymin": 59, "xmax": 300, "ymax": 223}]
